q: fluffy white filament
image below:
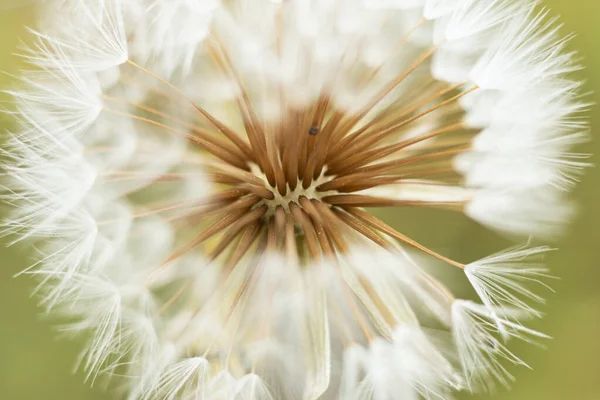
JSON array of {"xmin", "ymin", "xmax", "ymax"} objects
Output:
[
  {"xmin": 451, "ymin": 300, "xmax": 550, "ymax": 391},
  {"xmin": 1, "ymin": 0, "xmax": 587, "ymax": 399}
]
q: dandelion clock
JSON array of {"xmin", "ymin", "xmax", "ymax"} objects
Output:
[{"xmin": 2, "ymin": 0, "xmax": 590, "ymax": 399}]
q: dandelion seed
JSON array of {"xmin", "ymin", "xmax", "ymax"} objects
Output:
[
  {"xmin": 451, "ymin": 300, "xmax": 550, "ymax": 392},
  {"xmin": 464, "ymin": 245, "xmax": 556, "ymax": 319},
  {"xmin": 2, "ymin": 0, "xmax": 588, "ymax": 398}
]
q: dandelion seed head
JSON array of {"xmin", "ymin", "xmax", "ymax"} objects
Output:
[{"xmin": 2, "ymin": 0, "xmax": 589, "ymax": 398}]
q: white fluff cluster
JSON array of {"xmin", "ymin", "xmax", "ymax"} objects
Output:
[{"xmin": 1, "ymin": 0, "xmax": 588, "ymax": 399}]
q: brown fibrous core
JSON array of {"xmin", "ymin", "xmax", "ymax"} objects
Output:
[{"xmin": 103, "ymin": 29, "xmax": 481, "ymax": 272}]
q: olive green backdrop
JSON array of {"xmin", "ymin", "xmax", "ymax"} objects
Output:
[{"xmin": 0, "ymin": 1, "xmax": 598, "ymax": 399}]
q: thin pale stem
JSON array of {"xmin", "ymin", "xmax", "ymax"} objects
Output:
[
  {"xmin": 331, "ymin": 45, "xmax": 440, "ymax": 142},
  {"xmin": 334, "ymin": 86, "xmax": 478, "ymax": 161},
  {"xmin": 323, "ymin": 194, "xmax": 465, "ymax": 209},
  {"xmin": 329, "ymin": 122, "xmax": 466, "ymax": 175},
  {"xmin": 125, "ymin": 60, "xmax": 255, "ymax": 161},
  {"xmin": 328, "ymin": 81, "xmax": 465, "ymax": 160},
  {"xmin": 290, "ymin": 202, "xmax": 320, "ymax": 260},
  {"xmin": 103, "ymin": 107, "xmax": 248, "ymax": 169},
  {"xmin": 102, "ymin": 95, "xmax": 250, "ymax": 162},
  {"xmin": 347, "ymin": 207, "xmax": 465, "ymax": 269}
]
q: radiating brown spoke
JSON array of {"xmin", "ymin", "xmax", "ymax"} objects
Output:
[
  {"xmin": 333, "ymin": 86, "xmax": 478, "ymax": 159},
  {"xmin": 244, "ymin": 185, "xmax": 276, "ymax": 200},
  {"xmin": 319, "ymin": 147, "xmax": 469, "ymax": 192},
  {"xmin": 266, "ymin": 217, "xmax": 279, "ymax": 251},
  {"xmin": 346, "ymin": 208, "xmax": 465, "ymax": 269},
  {"xmin": 333, "ymin": 170, "xmax": 459, "ymax": 193},
  {"xmin": 284, "ymin": 213, "xmax": 299, "ymax": 265},
  {"xmin": 317, "ymin": 172, "xmax": 376, "ymax": 192},
  {"xmin": 265, "ymin": 130, "xmax": 287, "ymax": 196},
  {"xmin": 289, "ymin": 203, "xmax": 320, "ymax": 260},
  {"xmin": 209, "ymin": 205, "xmax": 268, "ymax": 260},
  {"xmin": 123, "ymin": 198, "xmax": 207, "ymax": 220},
  {"xmin": 282, "ymin": 133, "xmax": 301, "ymax": 191},
  {"xmin": 327, "ymin": 82, "xmax": 465, "ymax": 159},
  {"xmin": 167, "ymin": 202, "xmax": 233, "ymax": 226},
  {"xmin": 300, "ymin": 197, "xmax": 334, "ymax": 258},
  {"xmin": 189, "ymin": 103, "xmax": 256, "ymax": 163},
  {"xmin": 215, "ymin": 195, "xmax": 263, "ymax": 215},
  {"xmin": 298, "ymin": 197, "xmax": 324, "ymax": 225},
  {"xmin": 335, "ymin": 176, "xmax": 404, "ymax": 193},
  {"xmin": 124, "ymin": 60, "xmax": 256, "ymax": 162},
  {"xmin": 186, "ymin": 135, "xmax": 249, "ymax": 170},
  {"xmin": 331, "ymin": 46, "xmax": 439, "ymax": 140},
  {"xmin": 223, "ymin": 221, "xmax": 263, "ymax": 272},
  {"xmin": 311, "ymin": 200, "xmax": 348, "ymax": 252},
  {"xmin": 323, "ymin": 194, "xmax": 461, "ymax": 208},
  {"xmin": 332, "ymin": 208, "xmax": 389, "ymax": 248},
  {"xmin": 163, "ymin": 207, "xmax": 250, "ymax": 266},
  {"xmin": 329, "ymin": 122, "xmax": 466, "ymax": 175},
  {"xmin": 155, "ymin": 280, "xmax": 194, "ymax": 317},
  {"xmin": 205, "ymin": 162, "xmax": 268, "ymax": 188},
  {"xmin": 102, "ymin": 95, "xmax": 249, "ymax": 163},
  {"xmin": 207, "ymin": 38, "xmax": 276, "ymax": 185},
  {"xmin": 208, "ymin": 188, "xmax": 253, "ymax": 203},
  {"xmin": 353, "ymin": 146, "xmax": 469, "ymax": 176},
  {"xmin": 332, "ymin": 146, "xmax": 470, "ymax": 186},
  {"xmin": 99, "ymin": 171, "xmax": 213, "ymax": 184},
  {"xmin": 103, "ymin": 107, "xmax": 249, "ymax": 169},
  {"xmin": 302, "ymin": 110, "xmax": 347, "ymax": 188},
  {"xmin": 167, "ymin": 193, "xmax": 260, "ymax": 226}
]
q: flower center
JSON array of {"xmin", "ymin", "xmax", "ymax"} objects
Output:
[{"xmin": 250, "ymin": 163, "xmax": 338, "ymax": 216}]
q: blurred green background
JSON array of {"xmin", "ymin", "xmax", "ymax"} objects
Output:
[{"xmin": 0, "ymin": 1, "xmax": 598, "ymax": 399}]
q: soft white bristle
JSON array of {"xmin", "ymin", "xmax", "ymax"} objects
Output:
[
  {"xmin": 464, "ymin": 245, "xmax": 554, "ymax": 319},
  {"xmin": 444, "ymin": 0, "xmax": 528, "ymax": 41},
  {"xmin": 141, "ymin": 357, "xmax": 209, "ymax": 400},
  {"xmin": 3, "ymin": 0, "xmax": 586, "ymax": 399},
  {"xmin": 451, "ymin": 300, "xmax": 550, "ymax": 391},
  {"xmin": 30, "ymin": 0, "xmax": 128, "ymax": 70},
  {"xmin": 466, "ymin": 187, "xmax": 577, "ymax": 239}
]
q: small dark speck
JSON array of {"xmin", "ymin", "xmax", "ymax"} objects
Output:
[
  {"xmin": 482, "ymin": 338, "xmax": 498, "ymax": 350},
  {"xmin": 309, "ymin": 126, "xmax": 319, "ymax": 136}
]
